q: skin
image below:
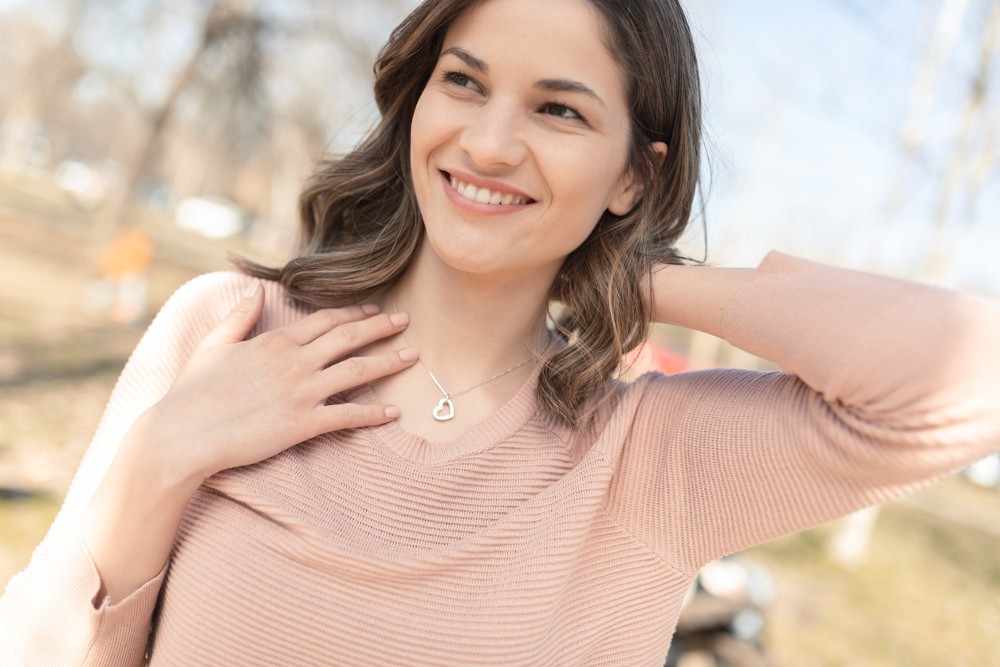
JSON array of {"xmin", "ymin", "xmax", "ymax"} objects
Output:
[
  {"xmin": 408, "ymin": 0, "xmax": 642, "ymax": 283},
  {"xmin": 83, "ymin": 0, "xmax": 752, "ymax": 604}
]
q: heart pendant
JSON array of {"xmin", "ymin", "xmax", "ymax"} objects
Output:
[{"xmin": 432, "ymin": 396, "xmax": 455, "ymax": 421}]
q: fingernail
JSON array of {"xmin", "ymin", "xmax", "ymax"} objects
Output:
[
  {"xmin": 361, "ymin": 303, "xmax": 380, "ymax": 315},
  {"xmin": 390, "ymin": 312, "xmax": 409, "ymax": 327},
  {"xmin": 398, "ymin": 347, "xmax": 419, "ymax": 362},
  {"xmin": 243, "ymin": 281, "xmax": 261, "ymax": 298},
  {"xmin": 384, "ymin": 405, "xmax": 401, "ymax": 419}
]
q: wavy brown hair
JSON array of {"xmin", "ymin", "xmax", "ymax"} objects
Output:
[{"xmin": 236, "ymin": 0, "xmax": 703, "ymax": 426}]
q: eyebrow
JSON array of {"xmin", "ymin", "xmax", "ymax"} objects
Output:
[
  {"xmin": 536, "ymin": 79, "xmax": 606, "ymax": 108},
  {"xmin": 440, "ymin": 46, "xmax": 607, "ymax": 108},
  {"xmin": 442, "ymin": 47, "xmax": 488, "ymax": 73}
]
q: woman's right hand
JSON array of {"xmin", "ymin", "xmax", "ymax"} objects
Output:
[
  {"xmin": 83, "ymin": 280, "xmax": 416, "ymax": 604},
  {"xmin": 139, "ymin": 280, "xmax": 416, "ymax": 485}
]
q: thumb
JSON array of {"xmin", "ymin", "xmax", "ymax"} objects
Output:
[{"xmin": 199, "ymin": 280, "xmax": 264, "ymax": 349}]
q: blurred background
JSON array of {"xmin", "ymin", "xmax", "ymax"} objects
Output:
[{"xmin": 0, "ymin": 0, "xmax": 997, "ymax": 665}]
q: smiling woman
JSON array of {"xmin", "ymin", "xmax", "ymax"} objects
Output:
[
  {"xmin": 2, "ymin": 0, "xmax": 999, "ymax": 665},
  {"xmin": 242, "ymin": 0, "xmax": 698, "ymax": 434},
  {"xmin": 410, "ymin": 1, "xmax": 646, "ymax": 277}
]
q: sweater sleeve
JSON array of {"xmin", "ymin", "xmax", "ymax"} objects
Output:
[
  {"xmin": 0, "ymin": 271, "xmax": 256, "ymax": 667},
  {"xmin": 607, "ymin": 251, "xmax": 1000, "ymax": 574}
]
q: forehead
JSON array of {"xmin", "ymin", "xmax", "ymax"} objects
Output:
[{"xmin": 441, "ymin": 0, "xmax": 626, "ymax": 104}]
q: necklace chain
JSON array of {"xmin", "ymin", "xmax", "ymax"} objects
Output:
[{"xmin": 391, "ymin": 297, "xmax": 536, "ymax": 421}]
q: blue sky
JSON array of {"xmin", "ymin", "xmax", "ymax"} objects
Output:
[{"xmin": 686, "ymin": 0, "xmax": 999, "ymax": 295}]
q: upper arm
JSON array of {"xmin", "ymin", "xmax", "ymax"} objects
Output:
[
  {"xmin": 609, "ymin": 253, "xmax": 1000, "ymax": 571},
  {"xmin": 608, "ymin": 359, "xmax": 999, "ymax": 574}
]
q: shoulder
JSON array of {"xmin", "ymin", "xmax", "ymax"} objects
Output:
[
  {"xmin": 556, "ymin": 367, "xmax": 789, "ymax": 467},
  {"xmin": 160, "ymin": 271, "xmax": 314, "ymax": 336},
  {"xmin": 160, "ymin": 270, "xmax": 254, "ymax": 311},
  {"xmin": 594, "ymin": 368, "xmax": 786, "ymax": 443},
  {"xmin": 625, "ymin": 367, "xmax": 800, "ymax": 425}
]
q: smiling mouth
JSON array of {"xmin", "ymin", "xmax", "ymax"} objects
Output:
[{"xmin": 444, "ymin": 172, "xmax": 534, "ymax": 206}]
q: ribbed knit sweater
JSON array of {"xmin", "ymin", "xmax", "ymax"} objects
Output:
[{"xmin": 2, "ymin": 252, "xmax": 999, "ymax": 666}]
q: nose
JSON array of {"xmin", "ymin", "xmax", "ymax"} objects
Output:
[{"xmin": 458, "ymin": 99, "xmax": 528, "ymax": 169}]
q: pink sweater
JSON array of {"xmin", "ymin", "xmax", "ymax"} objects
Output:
[{"xmin": 2, "ymin": 252, "xmax": 998, "ymax": 666}]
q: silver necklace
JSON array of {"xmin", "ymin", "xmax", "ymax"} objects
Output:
[{"xmin": 391, "ymin": 298, "xmax": 536, "ymax": 422}]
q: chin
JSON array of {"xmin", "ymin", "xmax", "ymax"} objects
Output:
[{"xmin": 432, "ymin": 240, "xmax": 504, "ymax": 275}]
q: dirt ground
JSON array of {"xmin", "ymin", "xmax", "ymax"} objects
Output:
[{"xmin": 1, "ymin": 188, "xmax": 998, "ymax": 666}]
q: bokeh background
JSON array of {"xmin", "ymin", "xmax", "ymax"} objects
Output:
[{"xmin": 0, "ymin": 1, "xmax": 998, "ymax": 665}]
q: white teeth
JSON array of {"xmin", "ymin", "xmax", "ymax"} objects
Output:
[{"xmin": 447, "ymin": 174, "xmax": 529, "ymax": 206}]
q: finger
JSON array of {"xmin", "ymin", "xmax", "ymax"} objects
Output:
[
  {"xmin": 199, "ymin": 280, "xmax": 265, "ymax": 350},
  {"xmin": 308, "ymin": 312, "xmax": 410, "ymax": 361},
  {"xmin": 314, "ymin": 402, "xmax": 401, "ymax": 433},
  {"xmin": 320, "ymin": 348, "xmax": 419, "ymax": 395},
  {"xmin": 284, "ymin": 303, "xmax": 381, "ymax": 346}
]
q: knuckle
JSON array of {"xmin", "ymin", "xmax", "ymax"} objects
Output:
[
  {"xmin": 337, "ymin": 403, "xmax": 364, "ymax": 425},
  {"xmin": 255, "ymin": 330, "xmax": 278, "ymax": 347},
  {"xmin": 326, "ymin": 402, "xmax": 387, "ymax": 431},
  {"xmin": 379, "ymin": 353, "xmax": 405, "ymax": 374},
  {"xmin": 334, "ymin": 324, "xmax": 360, "ymax": 347},
  {"xmin": 342, "ymin": 304, "xmax": 367, "ymax": 319},
  {"xmin": 259, "ymin": 329, "xmax": 290, "ymax": 348},
  {"xmin": 303, "ymin": 308, "xmax": 336, "ymax": 333},
  {"xmin": 341, "ymin": 357, "xmax": 367, "ymax": 382},
  {"xmin": 321, "ymin": 309, "xmax": 344, "ymax": 329}
]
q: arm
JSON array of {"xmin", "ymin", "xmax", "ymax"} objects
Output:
[
  {"xmin": 611, "ymin": 252, "xmax": 1000, "ymax": 572},
  {"xmin": 650, "ymin": 252, "xmax": 1000, "ymax": 421},
  {"xmin": 0, "ymin": 274, "xmax": 416, "ymax": 666},
  {"xmin": 80, "ymin": 281, "xmax": 267, "ymax": 606},
  {"xmin": 647, "ymin": 262, "xmax": 753, "ymax": 338}
]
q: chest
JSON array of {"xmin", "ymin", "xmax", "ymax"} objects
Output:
[{"xmin": 146, "ymin": 434, "xmax": 689, "ymax": 665}]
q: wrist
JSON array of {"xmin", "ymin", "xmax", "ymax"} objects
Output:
[
  {"xmin": 649, "ymin": 263, "xmax": 753, "ymax": 337},
  {"xmin": 120, "ymin": 406, "xmax": 208, "ymax": 497},
  {"xmin": 83, "ymin": 411, "xmax": 203, "ymax": 603}
]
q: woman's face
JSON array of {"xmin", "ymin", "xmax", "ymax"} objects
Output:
[{"xmin": 409, "ymin": 0, "xmax": 641, "ymax": 284}]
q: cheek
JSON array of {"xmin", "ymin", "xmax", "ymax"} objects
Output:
[
  {"xmin": 410, "ymin": 92, "xmax": 454, "ymax": 168},
  {"xmin": 409, "ymin": 95, "xmax": 432, "ymax": 169},
  {"xmin": 556, "ymin": 159, "xmax": 627, "ymax": 218},
  {"xmin": 542, "ymin": 161, "xmax": 626, "ymax": 251}
]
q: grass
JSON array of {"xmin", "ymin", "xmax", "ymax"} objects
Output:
[
  {"xmin": 0, "ymin": 496, "xmax": 60, "ymax": 575},
  {"xmin": 747, "ymin": 489, "xmax": 1000, "ymax": 667}
]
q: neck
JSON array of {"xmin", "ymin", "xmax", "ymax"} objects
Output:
[{"xmin": 387, "ymin": 241, "xmax": 554, "ymax": 389}]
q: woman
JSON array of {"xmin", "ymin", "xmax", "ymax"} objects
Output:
[{"xmin": 2, "ymin": 0, "xmax": 998, "ymax": 664}]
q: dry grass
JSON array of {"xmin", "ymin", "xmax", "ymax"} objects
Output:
[{"xmin": 747, "ymin": 485, "xmax": 1000, "ymax": 667}]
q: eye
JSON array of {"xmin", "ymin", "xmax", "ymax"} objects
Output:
[
  {"xmin": 441, "ymin": 69, "xmax": 484, "ymax": 94},
  {"xmin": 540, "ymin": 102, "xmax": 585, "ymax": 123}
]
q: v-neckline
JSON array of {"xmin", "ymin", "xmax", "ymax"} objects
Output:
[{"xmin": 344, "ymin": 359, "xmax": 546, "ymax": 466}]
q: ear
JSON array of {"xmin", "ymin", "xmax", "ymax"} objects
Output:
[{"xmin": 608, "ymin": 141, "xmax": 668, "ymax": 216}]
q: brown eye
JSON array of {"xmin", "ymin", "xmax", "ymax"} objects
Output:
[
  {"xmin": 541, "ymin": 102, "xmax": 584, "ymax": 122},
  {"xmin": 442, "ymin": 70, "xmax": 483, "ymax": 94}
]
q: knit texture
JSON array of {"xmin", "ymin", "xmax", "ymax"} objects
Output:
[{"xmin": 2, "ymin": 252, "xmax": 998, "ymax": 666}]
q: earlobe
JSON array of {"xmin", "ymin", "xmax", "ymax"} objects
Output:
[
  {"xmin": 651, "ymin": 141, "xmax": 668, "ymax": 168},
  {"xmin": 607, "ymin": 141, "xmax": 668, "ymax": 216}
]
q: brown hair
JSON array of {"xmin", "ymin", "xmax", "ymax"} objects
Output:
[{"xmin": 236, "ymin": 0, "xmax": 703, "ymax": 425}]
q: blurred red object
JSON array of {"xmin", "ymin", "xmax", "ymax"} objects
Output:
[{"xmin": 623, "ymin": 341, "xmax": 688, "ymax": 377}]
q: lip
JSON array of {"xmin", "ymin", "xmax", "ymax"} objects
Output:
[{"xmin": 439, "ymin": 169, "xmax": 537, "ymax": 215}]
